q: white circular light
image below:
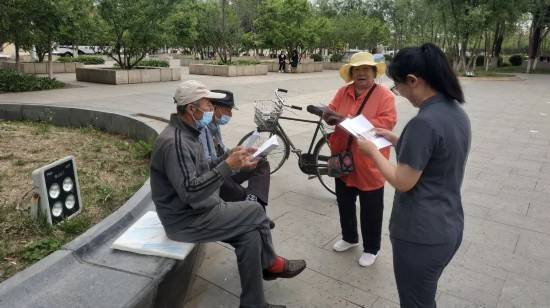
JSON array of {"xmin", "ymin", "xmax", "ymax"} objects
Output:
[
  {"xmin": 52, "ymin": 201, "xmax": 63, "ymax": 217},
  {"xmin": 65, "ymin": 194, "xmax": 76, "ymax": 210},
  {"xmin": 49, "ymin": 183, "xmax": 61, "ymax": 199},
  {"xmin": 62, "ymin": 177, "xmax": 74, "ymax": 192}
]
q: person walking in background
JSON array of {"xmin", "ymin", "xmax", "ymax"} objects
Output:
[
  {"xmin": 356, "ymin": 43, "xmax": 471, "ymax": 307},
  {"xmin": 323, "ymin": 52, "xmax": 397, "ymax": 267},
  {"xmin": 290, "ymin": 50, "xmax": 299, "ymax": 73},
  {"xmin": 278, "ymin": 51, "xmax": 287, "ymax": 72}
]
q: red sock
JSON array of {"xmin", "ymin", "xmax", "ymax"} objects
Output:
[{"xmin": 267, "ymin": 256, "xmax": 285, "ymax": 273}]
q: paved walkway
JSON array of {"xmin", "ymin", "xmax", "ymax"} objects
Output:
[{"xmin": 2, "ymin": 68, "xmax": 550, "ymax": 307}]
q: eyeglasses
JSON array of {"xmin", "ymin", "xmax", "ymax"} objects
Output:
[{"xmin": 390, "ymin": 84, "xmax": 400, "ymax": 96}]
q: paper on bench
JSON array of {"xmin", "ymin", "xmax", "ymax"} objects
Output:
[
  {"xmin": 252, "ymin": 135, "xmax": 279, "ymax": 158},
  {"xmin": 339, "ymin": 115, "xmax": 392, "ymax": 149},
  {"xmin": 111, "ymin": 211, "xmax": 194, "ymax": 260}
]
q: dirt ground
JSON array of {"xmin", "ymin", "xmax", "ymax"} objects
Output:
[{"xmin": 0, "ymin": 120, "xmax": 150, "ymax": 282}]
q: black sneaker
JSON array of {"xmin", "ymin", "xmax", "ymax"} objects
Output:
[
  {"xmin": 265, "ymin": 304, "xmax": 286, "ymax": 308},
  {"xmin": 263, "ymin": 259, "xmax": 306, "ymax": 281}
]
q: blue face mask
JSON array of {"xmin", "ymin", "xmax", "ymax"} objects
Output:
[
  {"xmin": 193, "ymin": 109, "xmax": 213, "ymax": 129},
  {"xmin": 218, "ymin": 115, "xmax": 231, "ymax": 125}
]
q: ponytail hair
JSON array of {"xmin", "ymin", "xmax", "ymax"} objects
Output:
[{"xmin": 388, "ymin": 43, "xmax": 465, "ymax": 103}]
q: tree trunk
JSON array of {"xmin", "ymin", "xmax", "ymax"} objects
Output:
[
  {"xmin": 466, "ymin": 34, "xmax": 483, "ymax": 74},
  {"xmin": 484, "ymin": 31, "xmax": 491, "ymax": 72},
  {"xmin": 38, "ymin": 52, "xmax": 46, "ymax": 63},
  {"xmin": 48, "ymin": 43, "xmax": 53, "ymax": 79},
  {"xmin": 15, "ymin": 43, "xmax": 20, "ymax": 64},
  {"xmin": 527, "ymin": 24, "xmax": 542, "ymax": 74},
  {"xmin": 525, "ymin": 58, "xmax": 532, "ymax": 73}
]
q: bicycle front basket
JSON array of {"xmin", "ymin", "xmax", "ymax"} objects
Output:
[{"xmin": 254, "ymin": 100, "xmax": 283, "ymax": 130}]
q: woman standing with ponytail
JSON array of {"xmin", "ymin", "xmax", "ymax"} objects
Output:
[{"xmin": 356, "ymin": 43, "xmax": 471, "ymax": 308}]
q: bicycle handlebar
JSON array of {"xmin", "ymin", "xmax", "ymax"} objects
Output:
[{"xmin": 274, "ymin": 88, "xmax": 303, "ymax": 111}]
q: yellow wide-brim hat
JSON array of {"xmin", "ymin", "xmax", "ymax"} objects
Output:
[{"xmin": 339, "ymin": 52, "xmax": 386, "ymax": 82}]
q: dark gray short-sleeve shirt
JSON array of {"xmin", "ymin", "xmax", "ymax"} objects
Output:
[{"xmin": 389, "ymin": 94, "xmax": 471, "ymax": 245}]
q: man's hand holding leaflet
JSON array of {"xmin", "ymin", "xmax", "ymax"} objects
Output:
[{"xmin": 252, "ymin": 135, "xmax": 279, "ymax": 159}]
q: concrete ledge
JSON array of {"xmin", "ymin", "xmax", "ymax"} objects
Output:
[
  {"xmin": 295, "ymin": 62, "xmax": 324, "ymax": 73},
  {"xmin": 261, "ymin": 61, "xmax": 324, "ymax": 73},
  {"xmin": 180, "ymin": 58, "xmax": 210, "ymax": 67},
  {"xmin": 0, "ymin": 62, "xmax": 83, "ymax": 74},
  {"xmin": 76, "ymin": 67, "xmax": 181, "ymax": 84},
  {"xmin": 180, "ymin": 56, "xmax": 272, "ymax": 67},
  {"xmin": 322, "ymin": 62, "xmax": 345, "ymax": 70},
  {"xmin": 189, "ymin": 63, "xmax": 268, "ymax": 77},
  {"xmin": 0, "ymin": 104, "xmax": 202, "ymax": 308},
  {"xmin": 262, "ymin": 61, "xmax": 284, "ymax": 72}
]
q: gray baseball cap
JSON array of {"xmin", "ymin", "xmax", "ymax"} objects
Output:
[{"xmin": 173, "ymin": 80, "xmax": 226, "ymax": 106}]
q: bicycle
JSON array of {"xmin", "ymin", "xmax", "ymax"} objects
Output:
[{"xmin": 238, "ymin": 88, "xmax": 336, "ymax": 195}]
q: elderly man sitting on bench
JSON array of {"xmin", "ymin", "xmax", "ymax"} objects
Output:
[
  {"xmin": 150, "ymin": 80, "xmax": 306, "ymax": 308},
  {"xmin": 198, "ymin": 89, "xmax": 275, "ymax": 229}
]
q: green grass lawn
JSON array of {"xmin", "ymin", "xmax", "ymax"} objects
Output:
[{"xmin": 0, "ymin": 121, "xmax": 151, "ymax": 283}]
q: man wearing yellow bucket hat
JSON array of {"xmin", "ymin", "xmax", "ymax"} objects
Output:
[{"xmin": 324, "ymin": 51, "xmax": 397, "ymax": 267}]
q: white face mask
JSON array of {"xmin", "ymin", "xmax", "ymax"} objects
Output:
[
  {"xmin": 218, "ymin": 115, "xmax": 231, "ymax": 125},
  {"xmin": 191, "ymin": 106, "xmax": 214, "ymax": 129}
]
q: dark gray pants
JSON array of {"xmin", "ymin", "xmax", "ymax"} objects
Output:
[
  {"xmin": 168, "ymin": 201, "xmax": 277, "ymax": 308},
  {"xmin": 220, "ymin": 159, "xmax": 270, "ymax": 205},
  {"xmin": 391, "ymin": 234, "xmax": 462, "ymax": 308}
]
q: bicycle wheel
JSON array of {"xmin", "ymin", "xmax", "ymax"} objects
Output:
[
  {"xmin": 313, "ymin": 134, "xmax": 336, "ymax": 195},
  {"xmin": 238, "ymin": 129, "xmax": 290, "ymax": 174}
]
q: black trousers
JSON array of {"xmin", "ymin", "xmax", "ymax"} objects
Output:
[
  {"xmin": 335, "ymin": 178, "xmax": 384, "ymax": 254},
  {"xmin": 278, "ymin": 62, "xmax": 286, "ymax": 71},
  {"xmin": 220, "ymin": 159, "xmax": 270, "ymax": 205},
  {"xmin": 391, "ymin": 234, "xmax": 462, "ymax": 308}
]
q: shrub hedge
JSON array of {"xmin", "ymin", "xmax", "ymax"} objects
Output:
[{"xmin": 0, "ymin": 70, "xmax": 64, "ymax": 92}]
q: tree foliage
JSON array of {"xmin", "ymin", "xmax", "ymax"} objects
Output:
[
  {"xmin": 2, "ymin": 0, "xmax": 548, "ymax": 73},
  {"xmin": 96, "ymin": 0, "xmax": 176, "ymax": 69}
]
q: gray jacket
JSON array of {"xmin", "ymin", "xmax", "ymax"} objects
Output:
[{"xmin": 150, "ymin": 114, "xmax": 232, "ymax": 234}]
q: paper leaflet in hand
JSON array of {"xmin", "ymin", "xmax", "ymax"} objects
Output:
[
  {"xmin": 339, "ymin": 115, "xmax": 392, "ymax": 149},
  {"xmin": 252, "ymin": 135, "xmax": 279, "ymax": 158},
  {"xmin": 242, "ymin": 130, "xmax": 261, "ymax": 148}
]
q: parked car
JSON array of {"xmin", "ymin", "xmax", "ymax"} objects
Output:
[{"xmin": 52, "ymin": 46, "xmax": 96, "ymax": 57}]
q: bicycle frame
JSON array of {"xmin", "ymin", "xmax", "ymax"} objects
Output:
[
  {"xmin": 275, "ymin": 115, "xmax": 329, "ymax": 156},
  {"xmin": 272, "ymin": 89, "xmax": 330, "ymax": 156}
]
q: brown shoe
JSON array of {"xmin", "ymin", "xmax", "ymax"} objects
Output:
[{"xmin": 263, "ymin": 259, "xmax": 306, "ymax": 281}]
